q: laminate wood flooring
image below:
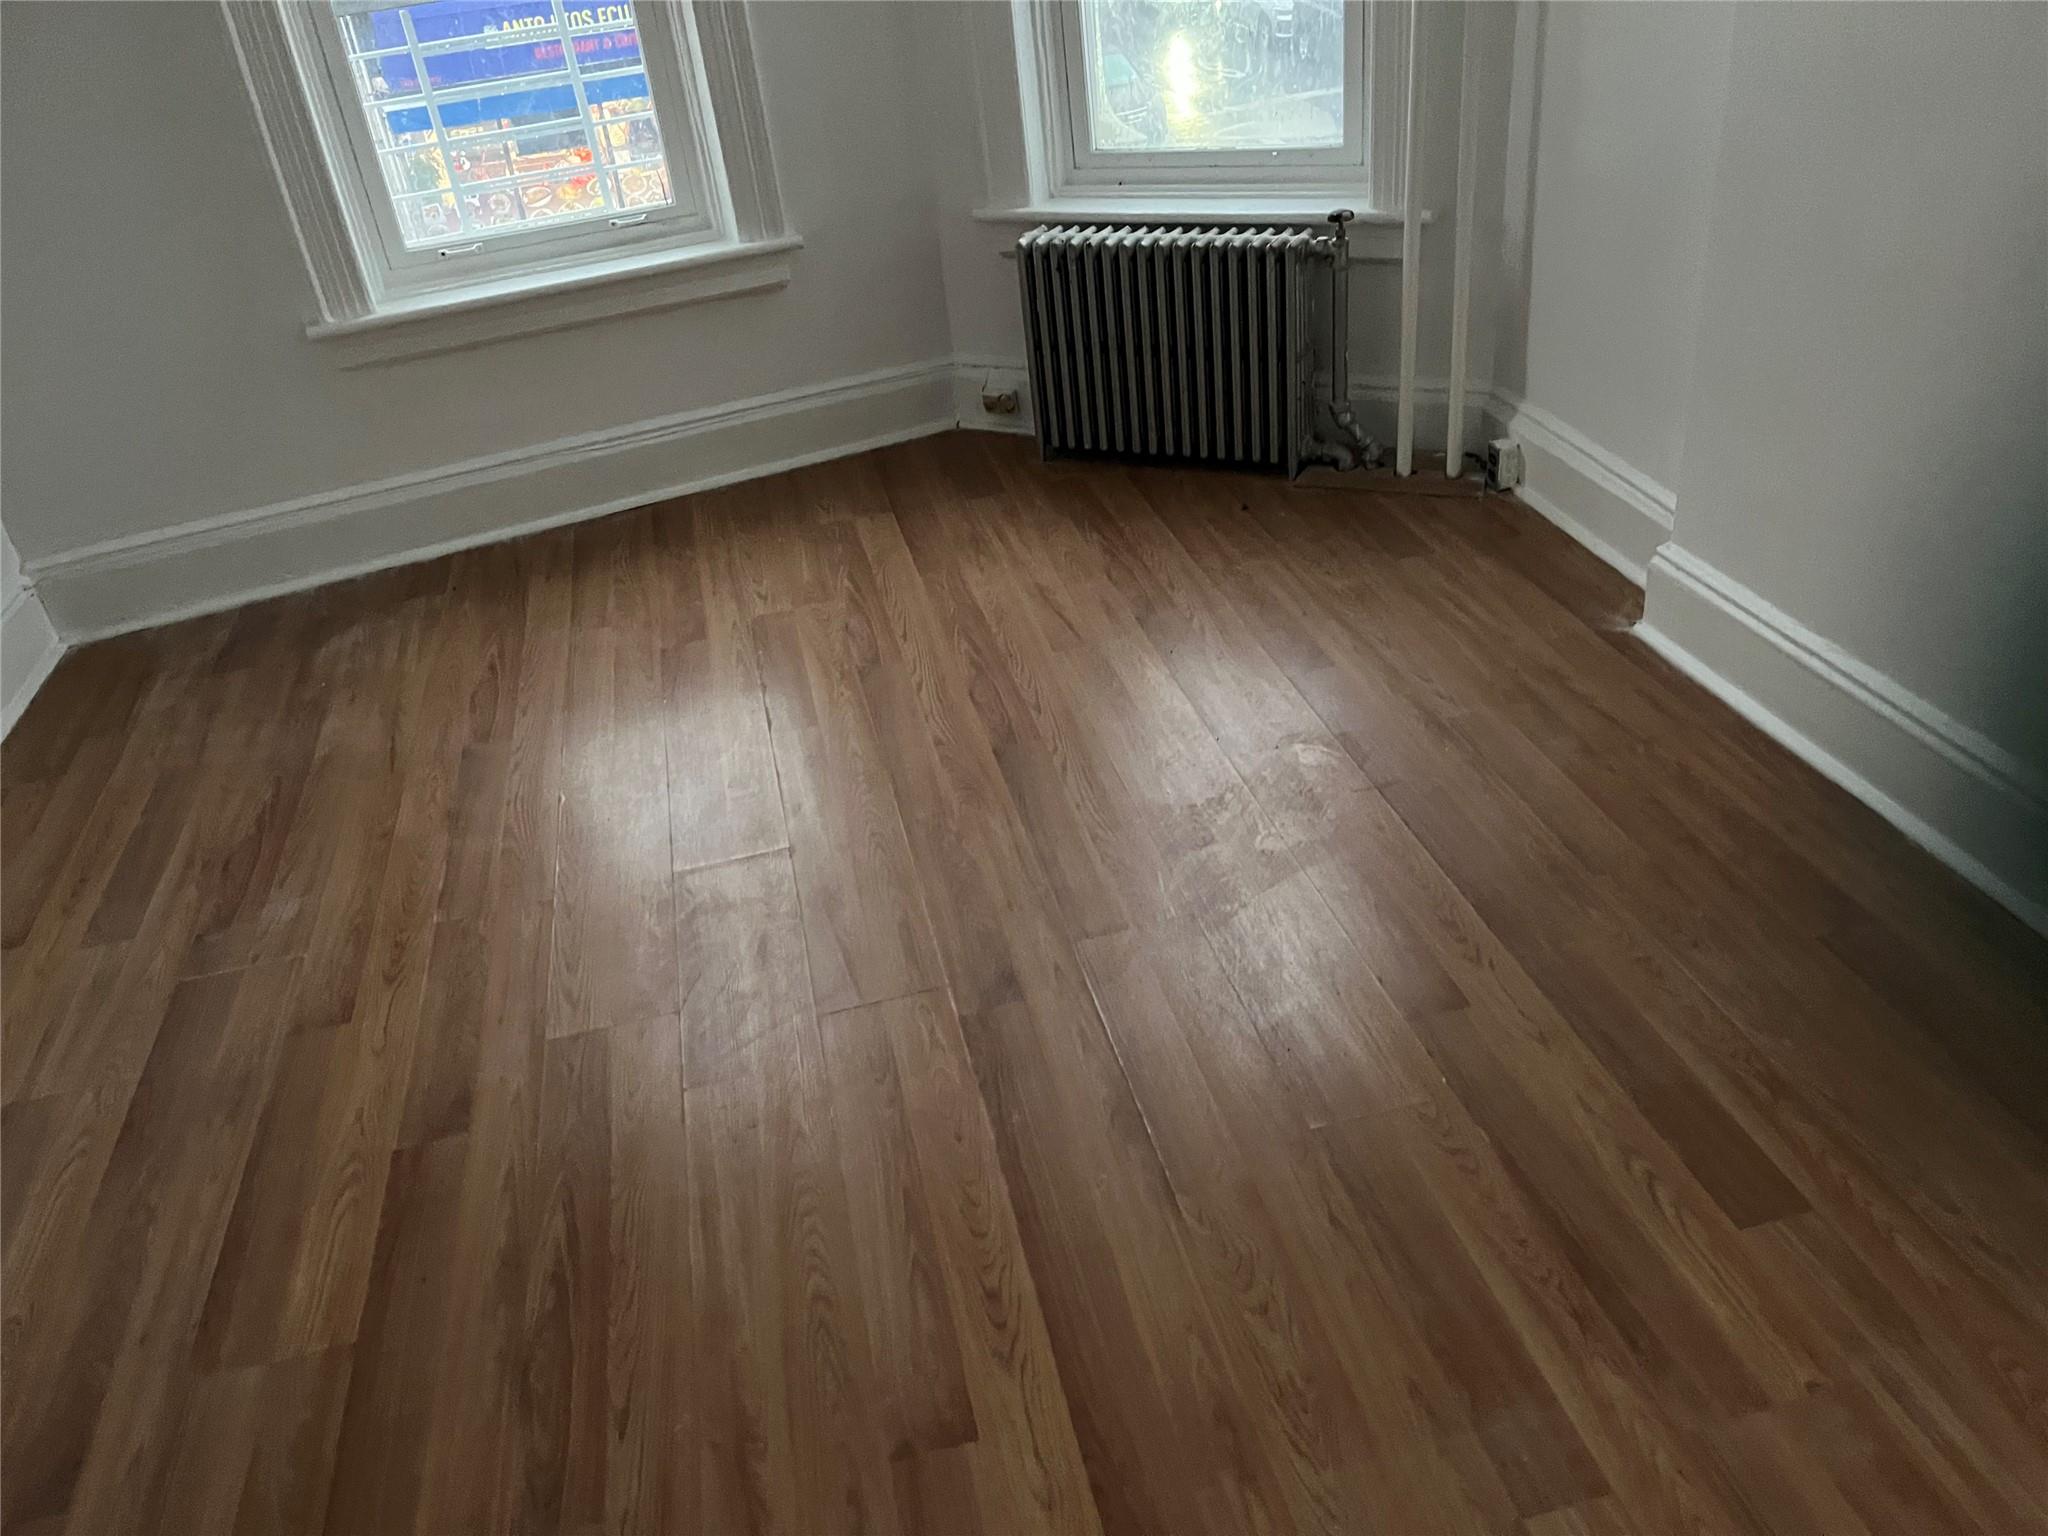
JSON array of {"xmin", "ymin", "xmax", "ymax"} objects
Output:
[{"xmin": 5, "ymin": 432, "xmax": 2046, "ymax": 1534}]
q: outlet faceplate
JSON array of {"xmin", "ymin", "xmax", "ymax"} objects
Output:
[{"xmin": 1487, "ymin": 438, "xmax": 1525, "ymax": 490}]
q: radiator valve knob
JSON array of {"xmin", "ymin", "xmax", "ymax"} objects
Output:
[{"xmin": 1328, "ymin": 208, "xmax": 1355, "ymax": 228}]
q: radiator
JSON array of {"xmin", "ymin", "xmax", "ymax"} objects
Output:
[{"xmin": 1017, "ymin": 223, "xmax": 1335, "ymax": 476}]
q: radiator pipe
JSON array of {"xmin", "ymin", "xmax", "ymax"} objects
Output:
[
  {"xmin": 1396, "ymin": 5, "xmax": 1425, "ymax": 476},
  {"xmin": 1445, "ymin": 4, "xmax": 1483, "ymax": 478},
  {"xmin": 1305, "ymin": 209, "xmax": 1380, "ymax": 472}
]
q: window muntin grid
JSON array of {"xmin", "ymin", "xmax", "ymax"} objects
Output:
[{"xmin": 335, "ymin": 0, "xmax": 680, "ymax": 250}]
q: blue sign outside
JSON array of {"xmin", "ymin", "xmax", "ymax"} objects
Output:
[{"xmin": 357, "ymin": 1, "xmax": 649, "ymax": 136}]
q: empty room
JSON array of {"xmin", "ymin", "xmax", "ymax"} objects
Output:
[{"xmin": 3, "ymin": 0, "xmax": 2046, "ymax": 1531}]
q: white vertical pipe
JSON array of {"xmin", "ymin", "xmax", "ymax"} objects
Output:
[
  {"xmin": 1445, "ymin": 2, "xmax": 1482, "ymax": 477},
  {"xmin": 1395, "ymin": 3, "xmax": 1425, "ymax": 475}
]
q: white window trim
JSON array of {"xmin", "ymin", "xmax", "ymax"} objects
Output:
[
  {"xmin": 1008, "ymin": 0, "xmax": 1413, "ymax": 221},
  {"xmin": 305, "ymin": 232, "xmax": 802, "ymax": 365},
  {"xmin": 222, "ymin": 0, "xmax": 793, "ymax": 363},
  {"xmin": 306, "ymin": 1, "xmax": 724, "ymax": 287}
]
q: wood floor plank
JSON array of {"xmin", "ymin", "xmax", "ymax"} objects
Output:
[
  {"xmin": 656, "ymin": 510, "xmax": 789, "ymax": 873},
  {"xmin": 1314, "ymin": 1101, "xmax": 1609, "ymax": 1522},
  {"xmin": 193, "ymin": 1019, "xmax": 349, "ymax": 1371},
  {"xmin": 967, "ymin": 462, "xmax": 1296, "ymax": 931},
  {"xmin": 698, "ymin": 473, "xmax": 862, "ymax": 622},
  {"xmin": 255, "ymin": 612, "xmax": 475, "ymax": 1359},
  {"xmin": 865, "ymin": 989, "xmax": 1103, "ymax": 1536},
  {"xmin": 172, "ymin": 648, "xmax": 329, "ymax": 962},
  {"xmin": 5, "ymin": 436, "xmax": 2045, "ymax": 1535},
  {"xmin": 410, "ymin": 863, "xmax": 553, "ymax": 1534},
  {"xmin": 1386, "ymin": 1075, "xmax": 1773, "ymax": 1536},
  {"xmin": 551, "ymin": 518, "xmax": 677, "ymax": 1039},
  {"xmin": 0, "ymin": 1081, "xmax": 124, "ymax": 1314},
  {"xmin": 817, "ymin": 995, "xmax": 979, "ymax": 1459},
  {"xmin": 225, "ymin": 1347, "xmax": 356, "ymax": 1536},
  {"xmin": 1243, "ymin": 480, "xmax": 2048, "ymax": 1252},
  {"xmin": 868, "ymin": 446, "xmax": 1315, "ymax": 1534},
  {"xmin": 320, "ymin": 1131, "xmax": 470, "ymax": 1536},
  {"xmin": 435, "ymin": 741, "xmax": 513, "ymax": 926},
  {"xmin": 600, "ymin": 1011, "xmax": 693, "ymax": 1536},
  {"xmin": 1384, "ymin": 731, "xmax": 2048, "ymax": 1331},
  {"xmin": 755, "ymin": 593, "xmax": 943, "ymax": 1015},
  {"xmin": 497, "ymin": 527, "xmax": 576, "ymax": 911},
  {"xmin": 2, "ymin": 663, "xmax": 218, "ymax": 1094},
  {"xmin": 0, "ymin": 645, "xmax": 157, "ymax": 952},
  {"xmin": 5, "ymin": 959, "xmax": 295, "ymax": 1533},
  {"xmin": 145, "ymin": 1361, "xmax": 269, "ymax": 1536},
  {"xmin": 686, "ymin": 968, "xmax": 903, "ymax": 1533},
  {"xmin": 675, "ymin": 848, "xmax": 813, "ymax": 1089},
  {"xmin": 1740, "ymin": 1210, "xmax": 2048, "ymax": 1530},
  {"xmin": 509, "ymin": 1027, "xmax": 612, "ymax": 1534},
  {"xmin": 395, "ymin": 915, "xmax": 492, "ymax": 1150},
  {"xmin": 235, "ymin": 607, "xmax": 420, "ymax": 1019},
  {"xmin": 873, "ymin": 476, "xmax": 1139, "ymax": 939},
  {"xmin": 1079, "ymin": 923, "xmax": 1524, "ymax": 1534},
  {"xmin": 890, "ymin": 1442, "xmax": 988, "ymax": 1536},
  {"xmin": 1155, "ymin": 466, "xmax": 2048, "ymax": 1343}
]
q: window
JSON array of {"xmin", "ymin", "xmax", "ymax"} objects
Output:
[
  {"xmin": 1071, "ymin": 1, "xmax": 1353, "ymax": 158},
  {"xmin": 1015, "ymin": 0, "xmax": 1407, "ymax": 209},
  {"xmin": 324, "ymin": 1, "xmax": 695, "ymax": 257},
  {"xmin": 226, "ymin": 0, "xmax": 791, "ymax": 356},
  {"xmin": 309, "ymin": 0, "xmax": 719, "ymax": 281}
]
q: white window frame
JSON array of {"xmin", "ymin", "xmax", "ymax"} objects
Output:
[
  {"xmin": 304, "ymin": 0, "xmax": 723, "ymax": 283},
  {"xmin": 1012, "ymin": 0, "xmax": 1413, "ymax": 215},
  {"xmin": 223, "ymin": 0, "xmax": 794, "ymax": 362}
]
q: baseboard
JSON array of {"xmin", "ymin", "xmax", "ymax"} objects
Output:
[
  {"xmin": 1349, "ymin": 376, "xmax": 1466, "ymax": 463},
  {"xmin": 29, "ymin": 359, "xmax": 963, "ymax": 641},
  {"xmin": 937, "ymin": 365, "xmax": 1487, "ymax": 454},
  {"xmin": 1639, "ymin": 543, "xmax": 2048, "ymax": 935},
  {"xmin": 2, "ymin": 585, "xmax": 65, "ymax": 738},
  {"xmin": 930, "ymin": 364, "xmax": 1491, "ymax": 461},
  {"xmin": 1488, "ymin": 391, "xmax": 1675, "ymax": 586},
  {"xmin": 24, "ymin": 359, "xmax": 1669, "ymax": 642}
]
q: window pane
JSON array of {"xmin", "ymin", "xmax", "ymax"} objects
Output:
[
  {"xmin": 335, "ymin": 0, "xmax": 678, "ymax": 249},
  {"xmin": 1078, "ymin": 0, "xmax": 1344, "ymax": 154},
  {"xmin": 395, "ymin": 189, "xmax": 462, "ymax": 243}
]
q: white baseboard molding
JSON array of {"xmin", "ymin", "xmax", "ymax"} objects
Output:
[
  {"xmin": 938, "ymin": 366, "xmax": 1496, "ymax": 456},
  {"xmin": 1350, "ymin": 376, "xmax": 1472, "ymax": 463},
  {"xmin": 1490, "ymin": 391, "xmax": 1675, "ymax": 586},
  {"xmin": 29, "ymin": 359, "xmax": 963, "ymax": 642},
  {"xmin": 1640, "ymin": 543, "xmax": 2048, "ymax": 935},
  {"xmin": 922, "ymin": 363, "xmax": 1497, "ymax": 463},
  {"xmin": 2, "ymin": 585, "xmax": 65, "ymax": 738},
  {"xmin": 1346, "ymin": 380, "xmax": 1671, "ymax": 584},
  {"xmin": 24, "ymin": 360, "xmax": 1666, "ymax": 646}
]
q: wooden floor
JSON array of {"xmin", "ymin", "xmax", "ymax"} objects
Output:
[{"xmin": 5, "ymin": 433, "xmax": 2046, "ymax": 1535}]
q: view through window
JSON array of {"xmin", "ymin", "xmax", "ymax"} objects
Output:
[
  {"xmin": 335, "ymin": 0, "xmax": 678, "ymax": 250},
  {"xmin": 1077, "ymin": 0, "xmax": 1346, "ymax": 155}
]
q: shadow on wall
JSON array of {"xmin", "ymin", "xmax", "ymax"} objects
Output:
[
  {"xmin": 1909, "ymin": 396, "xmax": 2048, "ymax": 775},
  {"xmin": 1485, "ymin": 0, "xmax": 1544, "ymax": 405}
]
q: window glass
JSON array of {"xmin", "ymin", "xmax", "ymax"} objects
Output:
[
  {"xmin": 1077, "ymin": 0, "xmax": 1346, "ymax": 154},
  {"xmin": 336, "ymin": 0, "xmax": 678, "ymax": 249}
]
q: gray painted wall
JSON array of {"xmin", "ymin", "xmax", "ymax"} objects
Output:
[
  {"xmin": 0, "ymin": 1, "xmax": 952, "ymax": 563},
  {"xmin": 1671, "ymin": 1, "xmax": 2048, "ymax": 768}
]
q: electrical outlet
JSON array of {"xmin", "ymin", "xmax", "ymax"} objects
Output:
[
  {"xmin": 980, "ymin": 388, "xmax": 1020, "ymax": 416},
  {"xmin": 1487, "ymin": 438, "xmax": 1524, "ymax": 490}
]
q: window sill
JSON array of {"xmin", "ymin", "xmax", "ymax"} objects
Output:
[
  {"xmin": 972, "ymin": 200, "xmax": 1425, "ymax": 262},
  {"xmin": 307, "ymin": 234, "xmax": 802, "ymax": 367}
]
